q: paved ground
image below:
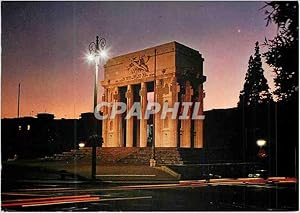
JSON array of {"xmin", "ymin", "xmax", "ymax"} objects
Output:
[
  {"xmin": 1, "ymin": 160, "xmax": 298, "ymax": 211},
  {"xmin": 2, "ymin": 176, "xmax": 298, "ymax": 211},
  {"xmin": 2, "ymin": 160, "xmax": 177, "ymax": 182},
  {"xmin": 62, "ymin": 163, "xmax": 176, "ymax": 181}
]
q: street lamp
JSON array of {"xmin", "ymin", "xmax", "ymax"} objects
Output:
[
  {"xmin": 256, "ymin": 139, "xmax": 267, "ymax": 147},
  {"xmin": 79, "ymin": 142, "xmax": 85, "ymax": 149},
  {"xmin": 86, "ymin": 35, "xmax": 107, "ymax": 180},
  {"xmin": 87, "ymin": 36, "xmax": 107, "ymax": 111},
  {"xmin": 256, "ymin": 139, "xmax": 267, "ymax": 159}
]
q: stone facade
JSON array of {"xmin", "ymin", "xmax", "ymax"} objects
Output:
[{"xmin": 101, "ymin": 41, "xmax": 206, "ymax": 148}]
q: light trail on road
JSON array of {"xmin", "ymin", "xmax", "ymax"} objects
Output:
[
  {"xmin": 3, "ymin": 177, "xmax": 296, "ymax": 199},
  {"xmin": 2, "ymin": 195, "xmax": 92, "ymax": 203},
  {"xmin": 21, "ymin": 197, "xmax": 101, "ymax": 207},
  {"xmin": 2, "ymin": 192, "xmax": 49, "ymax": 197},
  {"xmin": 96, "ymin": 174, "xmax": 156, "ymax": 177},
  {"xmin": 20, "ymin": 196, "xmax": 153, "ymax": 208},
  {"xmin": 2, "ymin": 195, "xmax": 99, "ymax": 208},
  {"xmin": 95, "ymin": 196, "xmax": 152, "ymax": 202},
  {"xmin": 18, "ymin": 187, "xmax": 75, "ymax": 191},
  {"xmin": 1, "ymin": 177, "xmax": 297, "ymax": 211},
  {"xmin": 2, "ymin": 194, "xmax": 153, "ymax": 209},
  {"xmin": 2, "ymin": 177, "xmax": 296, "ymax": 211}
]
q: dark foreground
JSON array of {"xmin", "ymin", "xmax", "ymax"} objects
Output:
[{"xmin": 1, "ymin": 163, "xmax": 298, "ymax": 211}]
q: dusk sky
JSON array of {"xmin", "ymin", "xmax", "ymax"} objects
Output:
[{"xmin": 2, "ymin": 1, "xmax": 277, "ymax": 119}]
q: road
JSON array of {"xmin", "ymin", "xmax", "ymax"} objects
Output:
[{"xmin": 1, "ymin": 177, "xmax": 298, "ymax": 211}]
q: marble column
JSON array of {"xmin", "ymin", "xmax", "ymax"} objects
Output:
[
  {"xmin": 194, "ymin": 84, "xmax": 204, "ymax": 148},
  {"xmin": 139, "ymin": 82, "xmax": 148, "ymax": 147},
  {"xmin": 126, "ymin": 85, "xmax": 134, "ymax": 147},
  {"xmin": 155, "ymin": 79, "xmax": 163, "ymax": 147},
  {"xmin": 180, "ymin": 80, "xmax": 193, "ymax": 148},
  {"xmin": 112, "ymin": 87, "xmax": 121, "ymax": 147},
  {"xmin": 107, "ymin": 88, "xmax": 114, "ymax": 147},
  {"xmin": 169, "ymin": 77, "xmax": 179, "ymax": 147},
  {"xmin": 101, "ymin": 88, "xmax": 108, "ymax": 147}
]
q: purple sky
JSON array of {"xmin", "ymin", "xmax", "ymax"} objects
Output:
[{"xmin": 2, "ymin": 1, "xmax": 277, "ymax": 118}]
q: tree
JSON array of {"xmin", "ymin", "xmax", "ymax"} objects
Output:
[
  {"xmin": 263, "ymin": 1, "xmax": 298, "ymax": 102},
  {"xmin": 239, "ymin": 42, "xmax": 272, "ymax": 107}
]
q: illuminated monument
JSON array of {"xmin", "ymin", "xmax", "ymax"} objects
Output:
[{"xmin": 101, "ymin": 41, "xmax": 206, "ymax": 148}]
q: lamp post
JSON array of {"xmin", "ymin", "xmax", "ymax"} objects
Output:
[
  {"xmin": 256, "ymin": 139, "xmax": 268, "ymax": 178},
  {"xmin": 87, "ymin": 35, "xmax": 107, "ymax": 180}
]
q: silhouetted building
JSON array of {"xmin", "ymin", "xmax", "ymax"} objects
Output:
[{"xmin": 1, "ymin": 112, "xmax": 101, "ymax": 161}]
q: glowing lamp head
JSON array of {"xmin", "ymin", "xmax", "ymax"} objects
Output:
[
  {"xmin": 256, "ymin": 139, "xmax": 266, "ymax": 147},
  {"xmin": 99, "ymin": 49, "xmax": 108, "ymax": 60},
  {"xmin": 79, "ymin": 142, "xmax": 85, "ymax": 148},
  {"xmin": 86, "ymin": 53, "xmax": 95, "ymax": 62}
]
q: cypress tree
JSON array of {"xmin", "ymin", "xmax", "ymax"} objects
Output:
[{"xmin": 239, "ymin": 42, "xmax": 272, "ymax": 107}]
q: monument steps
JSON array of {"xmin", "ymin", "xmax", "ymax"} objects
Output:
[
  {"xmin": 119, "ymin": 148, "xmax": 184, "ymax": 165},
  {"xmin": 47, "ymin": 147, "xmax": 204, "ymax": 165},
  {"xmin": 49, "ymin": 147, "xmax": 138, "ymax": 162}
]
